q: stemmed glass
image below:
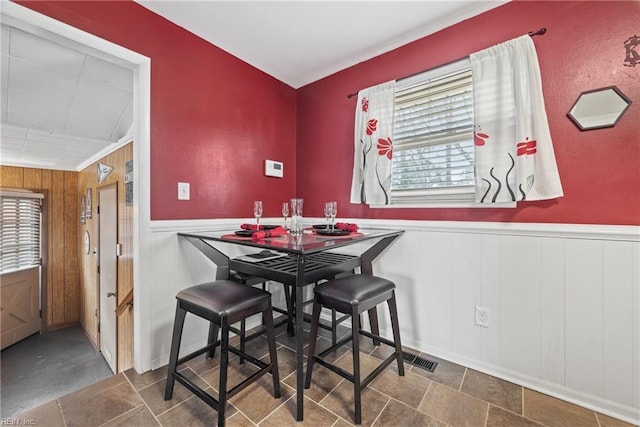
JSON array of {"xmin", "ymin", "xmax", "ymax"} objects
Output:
[
  {"xmin": 253, "ymin": 200, "xmax": 263, "ymax": 229},
  {"xmin": 282, "ymin": 202, "xmax": 290, "ymax": 229},
  {"xmin": 324, "ymin": 202, "xmax": 332, "ymax": 229},
  {"xmin": 326, "ymin": 201, "xmax": 337, "ymax": 231}
]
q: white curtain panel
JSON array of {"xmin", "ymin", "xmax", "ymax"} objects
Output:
[
  {"xmin": 470, "ymin": 35, "xmax": 563, "ymax": 203},
  {"xmin": 350, "ymin": 81, "xmax": 396, "ymax": 205}
]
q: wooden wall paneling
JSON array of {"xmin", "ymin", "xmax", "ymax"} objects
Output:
[
  {"xmin": 41, "ymin": 169, "xmax": 54, "ymax": 328},
  {"xmin": 0, "ymin": 166, "xmax": 80, "ymax": 331},
  {"xmin": 78, "ymin": 165, "xmax": 98, "ymax": 346},
  {"xmin": 0, "ymin": 166, "xmax": 24, "ymax": 188},
  {"xmin": 23, "ymin": 168, "xmax": 42, "ymax": 188},
  {"xmin": 50, "ymin": 170, "xmax": 66, "ymax": 326},
  {"xmin": 64, "ymin": 171, "xmax": 79, "ymax": 324}
]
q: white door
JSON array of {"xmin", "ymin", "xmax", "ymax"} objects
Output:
[{"xmin": 98, "ymin": 185, "xmax": 118, "ymax": 373}]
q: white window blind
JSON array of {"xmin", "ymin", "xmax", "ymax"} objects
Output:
[
  {"xmin": 390, "ymin": 59, "xmax": 475, "ymax": 205},
  {"xmin": 0, "ymin": 192, "xmax": 43, "ymax": 273}
]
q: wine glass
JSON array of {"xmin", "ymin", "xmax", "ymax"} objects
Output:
[
  {"xmin": 253, "ymin": 200, "xmax": 263, "ymax": 229},
  {"xmin": 282, "ymin": 202, "xmax": 290, "ymax": 229},
  {"xmin": 324, "ymin": 202, "xmax": 331, "ymax": 228},
  {"xmin": 326, "ymin": 201, "xmax": 337, "ymax": 231}
]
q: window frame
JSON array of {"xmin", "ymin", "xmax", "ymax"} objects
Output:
[
  {"xmin": 0, "ymin": 191, "xmax": 43, "ymax": 274},
  {"xmin": 386, "ymin": 58, "xmax": 479, "ymax": 208}
]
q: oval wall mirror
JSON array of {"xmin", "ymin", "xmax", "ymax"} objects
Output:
[{"xmin": 567, "ymin": 86, "xmax": 632, "ymax": 131}]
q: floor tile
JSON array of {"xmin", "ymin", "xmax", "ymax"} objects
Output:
[
  {"xmin": 371, "ymin": 368, "xmax": 431, "ymax": 409},
  {"xmin": 320, "ymin": 377, "xmax": 390, "ymax": 426},
  {"xmin": 373, "ymin": 399, "xmax": 447, "ymax": 427},
  {"xmin": 183, "ymin": 352, "xmax": 223, "ymax": 376},
  {"xmin": 156, "ymin": 388, "xmax": 235, "ymax": 426},
  {"xmin": 59, "ymin": 380, "xmax": 143, "ymax": 427},
  {"xmin": 102, "ymin": 404, "xmax": 160, "ymax": 426},
  {"xmin": 486, "ymin": 405, "xmax": 542, "ymax": 426},
  {"xmin": 261, "ymin": 396, "xmax": 339, "ymax": 426},
  {"xmin": 228, "ymin": 376, "xmax": 294, "ymax": 424},
  {"xmin": 125, "ymin": 366, "xmax": 170, "ymax": 391},
  {"xmin": 461, "ymin": 368, "xmax": 522, "ymax": 414},
  {"xmin": 138, "ymin": 367, "xmax": 209, "ymax": 416},
  {"xmin": 596, "ymin": 412, "xmax": 638, "ymax": 427},
  {"xmin": 409, "ymin": 353, "xmax": 467, "ymax": 390},
  {"xmin": 226, "ymin": 410, "xmax": 258, "ymax": 426},
  {"xmin": 418, "ymin": 381, "xmax": 489, "ymax": 426},
  {"xmin": 285, "ymin": 362, "xmax": 344, "ymax": 404},
  {"xmin": 199, "ymin": 357, "xmax": 262, "ymax": 393},
  {"xmin": 13, "ymin": 399, "xmax": 65, "ymax": 427},
  {"xmin": 523, "ymin": 388, "xmax": 599, "ymax": 427}
]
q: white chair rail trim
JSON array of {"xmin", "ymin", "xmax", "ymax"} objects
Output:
[{"xmin": 151, "ymin": 218, "xmax": 639, "ymax": 242}]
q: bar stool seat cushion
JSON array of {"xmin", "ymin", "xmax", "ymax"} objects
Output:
[
  {"xmin": 314, "ymin": 275, "xmax": 395, "ymax": 314},
  {"xmin": 177, "ymin": 280, "xmax": 271, "ymax": 323}
]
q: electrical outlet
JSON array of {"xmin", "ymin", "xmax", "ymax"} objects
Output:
[{"xmin": 475, "ymin": 306, "xmax": 490, "ymax": 328}]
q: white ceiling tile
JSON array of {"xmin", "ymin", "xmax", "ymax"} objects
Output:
[
  {"xmin": 0, "ymin": 138, "xmax": 27, "ymax": 149},
  {"xmin": 111, "ymin": 96, "xmax": 133, "ymax": 140},
  {"xmin": 0, "ymin": 123, "xmax": 28, "ymax": 138},
  {"xmin": 82, "ymin": 56, "xmax": 134, "ymax": 92},
  {"xmin": 6, "ymin": 88, "xmax": 68, "ymax": 132},
  {"xmin": 9, "ymin": 27, "xmax": 84, "ymax": 81},
  {"xmin": 1, "ymin": 25, "xmax": 9, "ymax": 55},
  {"xmin": 8, "ymin": 57, "xmax": 77, "ymax": 95},
  {"xmin": 66, "ymin": 81, "xmax": 132, "ymax": 140}
]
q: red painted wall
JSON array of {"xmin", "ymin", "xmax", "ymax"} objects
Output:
[
  {"xmin": 296, "ymin": 1, "xmax": 640, "ymax": 225},
  {"xmin": 17, "ymin": 0, "xmax": 297, "ymax": 220}
]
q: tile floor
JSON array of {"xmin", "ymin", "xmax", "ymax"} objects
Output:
[{"xmin": 14, "ymin": 322, "xmax": 636, "ymax": 427}]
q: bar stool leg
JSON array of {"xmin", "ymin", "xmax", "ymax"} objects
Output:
[
  {"xmin": 206, "ymin": 322, "xmax": 219, "ymax": 359},
  {"xmin": 387, "ymin": 292, "xmax": 405, "ymax": 376},
  {"xmin": 283, "ymin": 284, "xmax": 294, "ymax": 336},
  {"xmin": 367, "ymin": 307, "xmax": 381, "ymax": 346},
  {"xmin": 304, "ymin": 300, "xmax": 322, "ymax": 389},
  {"xmin": 164, "ymin": 306, "xmax": 187, "ymax": 400},
  {"xmin": 218, "ymin": 320, "xmax": 230, "ymax": 427},
  {"xmin": 239, "ymin": 319, "xmax": 247, "ymax": 365},
  {"xmin": 263, "ymin": 302, "xmax": 281, "ymax": 397},
  {"xmin": 351, "ymin": 308, "xmax": 362, "ymax": 425}
]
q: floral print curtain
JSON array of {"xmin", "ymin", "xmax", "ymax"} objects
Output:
[
  {"xmin": 350, "ymin": 81, "xmax": 396, "ymax": 205},
  {"xmin": 470, "ymin": 35, "xmax": 563, "ymax": 203}
]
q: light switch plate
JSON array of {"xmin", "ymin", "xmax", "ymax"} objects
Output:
[
  {"xmin": 265, "ymin": 160, "xmax": 283, "ymax": 178},
  {"xmin": 178, "ymin": 182, "xmax": 190, "ymax": 200}
]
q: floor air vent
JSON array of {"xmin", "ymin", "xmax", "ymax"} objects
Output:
[{"xmin": 402, "ymin": 352, "xmax": 438, "ymax": 372}]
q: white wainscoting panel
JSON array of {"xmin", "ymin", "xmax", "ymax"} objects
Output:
[{"xmin": 147, "ymin": 218, "xmax": 639, "ymax": 424}]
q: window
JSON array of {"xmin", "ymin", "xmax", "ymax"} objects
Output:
[
  {"xmin": 0, "ymin": 192, "xmax": 43, "ymax": 273},
  {"xmin": 390, "ymin": 59, "xmax": 475, "ymax": 205}
]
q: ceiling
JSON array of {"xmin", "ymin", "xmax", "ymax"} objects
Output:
[
  {"xmin": 1, "ymin": 1, "xmax": 507, "ymax": 172},
  {"xmin": 137, "ymin": 1, "xmax": 507, "ymax": 89},
  {"xmin": 1, "ymin": 22, "xmax": 134, "ymax": 171}
]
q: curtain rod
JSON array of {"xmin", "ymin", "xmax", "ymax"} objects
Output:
[{"xmin": 346, "ymin": 27, "xmax": 547, "ymax": 99}]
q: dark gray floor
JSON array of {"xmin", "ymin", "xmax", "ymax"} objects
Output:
[{"xmin": 1, "ymin": 325, "xmax": 113, "ymax": 417}]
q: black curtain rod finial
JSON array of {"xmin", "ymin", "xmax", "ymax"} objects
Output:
[{"xmin": 529, "ymin": 27, "xmax": 547, "ymax": 37}]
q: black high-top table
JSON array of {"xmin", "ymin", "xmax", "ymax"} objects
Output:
[{"xmin": 178, "ymin": 227, "xmax": 404, "ymax": 421}]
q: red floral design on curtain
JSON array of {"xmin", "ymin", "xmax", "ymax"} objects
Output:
[
  {"xmin": 470, "ymin": 36, "xmax": 563, "ymax": 203},
  {"xmin": 350, "ymin": 81, "xmax": 395, "ymax": 205}
]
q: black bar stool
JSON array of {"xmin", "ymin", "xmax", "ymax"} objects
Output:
[
  {"xmin": 228, "ymin": 271, "xmax": 293, "ymax": 363},
  {"xmin": 304, "ymin": 274, "xmax": 404, "ymax": 425},
  {"xmin": 164, "ymin": 280, "xmax": 281, "ymax": 426}
]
